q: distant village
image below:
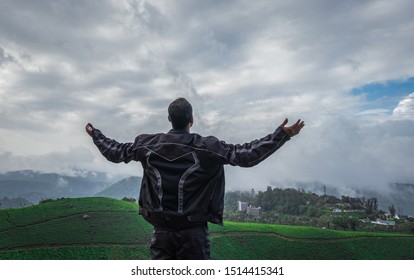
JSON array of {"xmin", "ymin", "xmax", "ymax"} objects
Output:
[
  {"xmin": 236, "ymin": 198, "xmax": 406, "ymax": 228},
  {"xmin": 227, "ymin": 186, "xmax": 414, "ymax": 234},
  {"xmin": 237, "ymin": 201, "xmax": 261, "ymax": 216}
]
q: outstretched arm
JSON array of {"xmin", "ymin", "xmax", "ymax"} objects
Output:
[
  {"xmin": 221, "ymin": 118, "xmax": 304, "ymax": 167},
  {"xmin": 85, "ymin": 123, "xmax": 135, "ymax": 163}
]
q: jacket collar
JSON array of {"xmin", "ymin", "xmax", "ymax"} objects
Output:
[{"xmin": 168, "ymin": 128, "xmax": 190, "ymax": 134}]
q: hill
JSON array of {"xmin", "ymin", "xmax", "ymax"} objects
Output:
[
  {"xmin": 225, "ymin": 187, "xmax": 414, "ymax": 234},
  {"xmin": 0, "ymin": 197, "xmax": 413, "ymax": 260},
  {"xmin": 268, "ymin": 181, "xmax": 414, "ymax": 216},
  {"xmin": 94, "ymin": 176, "xmax": 141, "ymax": 200}
]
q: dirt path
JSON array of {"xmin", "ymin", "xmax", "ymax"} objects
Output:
[{"xmin": 0, "ymin": 210, "xmax": 137, "ymax": 234}]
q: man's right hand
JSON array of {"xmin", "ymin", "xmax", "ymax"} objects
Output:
[{"xmin": 85, "ymin": 123, "xmax": 95, "ymax": 137}]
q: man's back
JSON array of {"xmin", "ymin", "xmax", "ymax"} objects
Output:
[{"xmin": 135, "ymin": 129, "xmax": 227, "ymax": 228}]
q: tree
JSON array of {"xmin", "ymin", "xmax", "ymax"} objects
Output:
[
  {"xmin": 332, "ymin": 216, "xmax": 359, "ymax": 231},
  {"xmin": 255, "ymin": 186, "xmax": 274, "ymax": 211},
  {"xmin": 395, "ymin": 221, "xmax": 414, "ymax": 234},
  {"xmin": 332, "ymin": 216, "xmax": 349, "ymax": 230},
  {"xmin": 366, "ymin": 197, "xmax": 378, "ymax": 214},
  {"xmin": 389, "ymin": 205, "xmax": 396, "ymax": 218},
  {"xmin": 122, "ymin": 197, "xmax": 137, "ymax": 203},
  {"xmin": 250, "ymin": 188, "xmax": 255, "ymax": 197},
  {"xmin": 349, "ymin": 218, "xmax": 359, "ymax": 231}
]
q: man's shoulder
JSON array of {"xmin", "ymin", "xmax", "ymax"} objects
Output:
[
  {"xmin": 133, "ymin": 131, "xmax": 223, "ymax": 148},
  {"xmin": 136, "ymin": 132, "xmax": 165, "ymax": 138},
  {"xmin": 133, "ymin": 132, "xmax": 166, "ymax": 146},
  {"xmin": 190, "ymin": 133, "xmax": 221, "ymax": 143}
]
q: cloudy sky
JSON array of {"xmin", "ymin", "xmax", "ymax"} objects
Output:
[{"xmin": 1, "ymin": 0, "xmax": 414, "ymax": 192}]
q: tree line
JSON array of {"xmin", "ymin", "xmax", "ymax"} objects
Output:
[{"xmin": 224, "ymin": 186, "xmax": 414, "ymax": 234}]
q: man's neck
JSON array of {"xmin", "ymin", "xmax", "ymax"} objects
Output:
[{"xmin": 169, "ymin": 128, "xmax": 190, "ymax": 134}]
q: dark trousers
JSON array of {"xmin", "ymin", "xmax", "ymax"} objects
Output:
[{"xmin": 150, "ymin": 224, "xmax": 210, "ymax": 260}]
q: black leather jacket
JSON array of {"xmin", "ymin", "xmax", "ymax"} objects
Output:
[{"xmin": 92, "ymin": 127, "xmax": 290, "ymax": 228}]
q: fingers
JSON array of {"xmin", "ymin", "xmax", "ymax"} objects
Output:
[
  {"xmin": 281, "ymin": 119, "xmax": 304, "ymax": 129},
  {"xmin": 85, "ymin": 123, "xmax": 94, "ymax": 136},
  {"xmin": 279, "ymin": 118, "xmax": 288, "ymax": 128},
  {"xmin": 281, "ymin": 118, "xmax": 305, "ymax": 137},
  {"xmin": 295, "ymin": 120, "xmax": 305, "ymax": 135},
  {"xmin": 294, "ymin": 119, "xmax": 305, "ymax": 129}
]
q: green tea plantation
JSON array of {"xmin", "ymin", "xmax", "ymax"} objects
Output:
[{"xmin": 1, "ymin": 197, "xmax": 413, "ymax": 260}]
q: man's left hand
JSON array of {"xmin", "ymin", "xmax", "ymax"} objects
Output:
[{"xmin": 279, "ymin": 118, "xmax": 305, "ymax": 137}]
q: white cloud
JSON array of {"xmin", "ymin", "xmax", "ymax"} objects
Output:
[
  {"xmin": 1, "ymin": 0, "xmax": 414, "ymax": 190},
  {"xmin": 393, "ymin": 93, "xmax": 414, "ymax": 120}
]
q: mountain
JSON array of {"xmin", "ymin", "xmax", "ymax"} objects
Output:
[
  {"xmin": 0, "ymin": 170, "xmax": 111, "ymax": 204},
  {"xmin": 95, "ymin": 176, "xmax": 141, "ymax": 200}
]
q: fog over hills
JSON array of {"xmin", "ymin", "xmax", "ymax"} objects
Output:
[
  {"xmin": 1, "ymin": 170, "xmax": 413, "ymax": 216},
  {"xmin": 268, "ymin": 180, "xmax": 414, "ymax": 216},
  {"xmin": 0, "ymin": 170, "xmax": 112, "ymax": 204},
  {"xmin": 95, "ymin": 176, "xmax": 141, "ymax": 200}
]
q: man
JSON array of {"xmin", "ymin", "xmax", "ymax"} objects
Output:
[{"xmin": 85, "ymin": 97, "xmax": 304, "ymax": 260}]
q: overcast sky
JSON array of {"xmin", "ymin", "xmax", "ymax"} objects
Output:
[{"xmin": 1, "ymin": 0, "xmax": 414, "ymax": 192}]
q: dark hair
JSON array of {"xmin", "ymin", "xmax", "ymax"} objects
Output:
[{"xmin": 168, "ymin": 98, "xmax": 193, "ymax": 129}]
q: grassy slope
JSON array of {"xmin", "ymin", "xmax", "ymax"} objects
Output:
[
  {"xmin": 0, "ymin": 197, "xmax": 413, "ymax": 260},
  {"xmin": 0, "ymin": 197, "xmax": 153, "ymax": 259}
]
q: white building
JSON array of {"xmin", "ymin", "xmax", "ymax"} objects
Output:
[
  {"xmin": 247, "ymin": 206, "xmax": 262, "ymax": 217},
  {"xmin": 237, "ymin": 201, "xmax": 248, "ymax": 211},
  {"xmin": 238, "ymin": 201, "xmax": 261, "ymax": 217},
  {"xmin": 332, "ymin": 208, "xmax": 342, "ymax": 213},
  {"xmin": 371, "ymin": 219, "xmax": 396, "ymax": 226}
]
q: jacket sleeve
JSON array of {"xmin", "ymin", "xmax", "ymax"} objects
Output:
[
  {"xmin": 216, "ymin": 127, "xmax": 291, "ymax": 167},
  {"xmin": 91, "ymin": 129, "xmax": 136, "ymax": 163}
]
